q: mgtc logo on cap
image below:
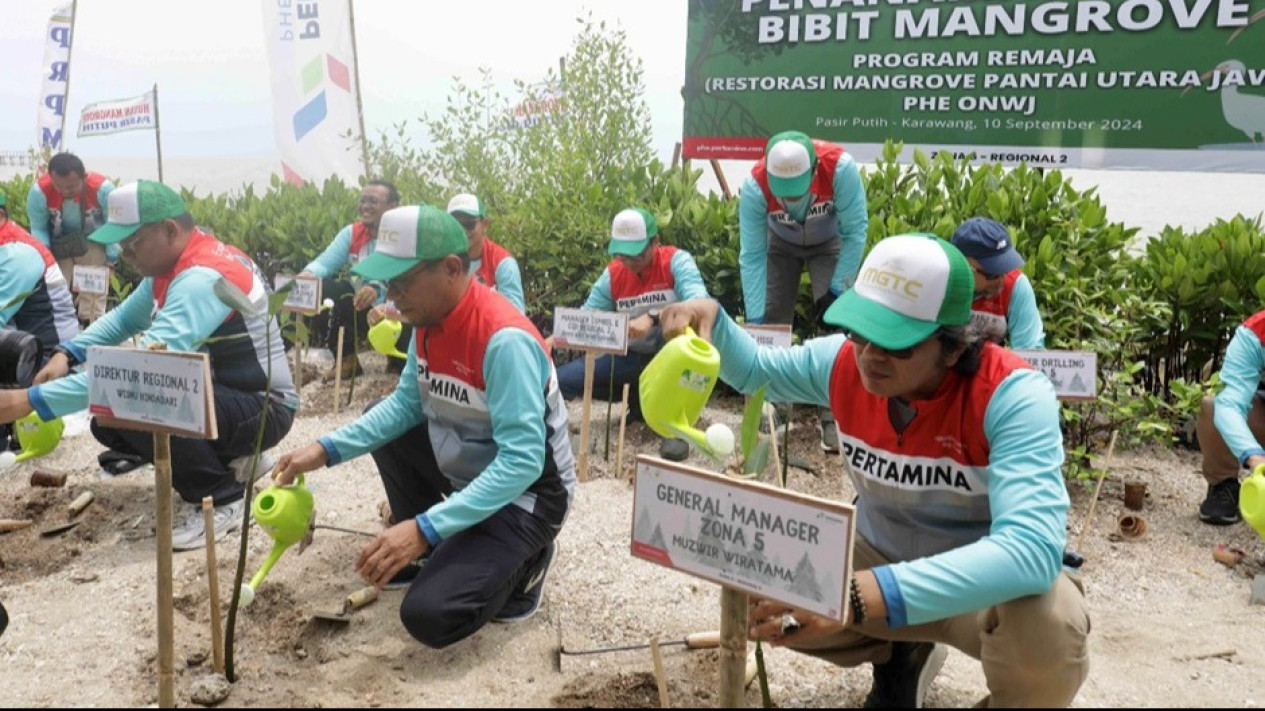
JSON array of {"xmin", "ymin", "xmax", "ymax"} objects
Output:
[
  {"xmin": 770, "ymin": 157, "xmax": 808, "ymax": 177},
  {"xmin": 109, "ymin": 204, "xmax": 125, "ymax": 220},
  {"xmin": 860, "ymin": 265, "xmax": 923, "ymax": 298},
  {"xmin": 379, "ymin": 228, "xmax": 399, "ymax": 245}
]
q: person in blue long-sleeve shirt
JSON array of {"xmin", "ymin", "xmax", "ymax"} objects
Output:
[
  {"xmin": 273, "ymin": 205, "xmax": 575, "ymax": 649},
  {"xmin": 951, "ymin": 217, "xmax": 1046, "ymax": 349},
  {"xmin": 738, "ymin": 131, "xmax": 868, "ymax": 453},
  {"xmin": 1194, "ymin": 310, "xmax": 1265, "ymax": 524},
  {"xmin": 661, "ymin": 234, "xmax": 1090, "ymax": 708}
]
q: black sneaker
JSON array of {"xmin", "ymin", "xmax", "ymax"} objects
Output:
[
  {"xmin": 383, "ymin": 562, "xmax": 423, "ymax": 590},
  {"xmin": 0, "ymin": 601, "xmax": 8, "ymax": 639},
  {"xmin": 494, "ymin": 541, "xmax": 555, "ymax": 623},
  {"xmin": 1199, "ymin": 478, "xmax": 1242, "ymax": 525},
  {"xmin": 863, "ymin": 642, "xmax": 947, "ymax": 709},
  {"xmin": 659, "ymin": 437, "xmax": 689, "ymax": 462}
]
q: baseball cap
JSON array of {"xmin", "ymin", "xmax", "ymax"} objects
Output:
[
  {"xmin": 764, "ymin": 131, "xmax": 817, "ymax": 198},
  {"xmin": 950, "ymin": 217, "xmax": 1024, "ymax": 275},
  {"xmin": 352, "ymin": 205, "xmax": 470, "ymax": 281},
  {"xmin": 824, "ymin": 234, "xmax": 973, "ymax": 350},
  {"xmin": 446, "ymin": 193, "xmax": 485, "ymax": 218},
  {"xmin": 89, "ymin": 180, "xmax": 188, "ymax": 245},
  {"xmin": 608, "ymin": 208, "xmax": 658, "ymax": 257}
]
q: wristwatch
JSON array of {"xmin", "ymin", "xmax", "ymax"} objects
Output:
[{"xmin": 53, "ymin": 345, "xmax": 79, "ymax": 367}]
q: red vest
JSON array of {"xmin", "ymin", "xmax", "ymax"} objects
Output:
[
  {"xmin": 969, "ymin": 270, "xmax": 1023, "ymax": 345},
  {"xmin": 607, "ymin": 245, "xmax": 679, "ymax": 313},
  {"xmin": 152, "ymin": 230, "xmax": 257, "ymax": 311},
  {"xmin": 349, "ymin": 223, "xmax": 374, "ymax": 265},
  {"xmin": 472, "ymin": 238, "xmax": 513, "ymax": 290},
  {"xmin": 830, "ymin": 341, "xmax": 1033, "ymax": 490},
  {"xmin": 38, "ymin": 172, "xmax": 108, "ymax": 213},
  {"xmin": 0, "ymin": 220, "xmax": 57, "ymax": 269},
  {"xmin": 1245, "ymin": 310, "xmax": 1265, "ymax": 343},
  {"xmin": 752, "ymin": 140, "xmax": 844, "ymax": 206}
]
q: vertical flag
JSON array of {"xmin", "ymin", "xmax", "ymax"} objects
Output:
[
  {"xmin": 38, "ymin": 2, "xmax": 74, "ymax": 150},
  {"xmin": 261, "ymin": 0, "xmax": 365, "ymax": 185}
]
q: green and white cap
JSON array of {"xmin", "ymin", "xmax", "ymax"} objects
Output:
[
  {"xmin": 89, "ymin": 180, "xmax": 188, "ymax": 245},
  {"xmin": 608, "ymin": 207, "xmax": 658, "ymax": 257},
  {"xmin": 446, "ymin": 193, "xmax": 485, "ymax": 217},
  {"xmin": 764, "ymin": 131, "xmax": 817, "ymax": 198},
  {"xmin": 825, "ymin": 234, "xmax": 973, "ymax": 350},
  {"xmin": 352, "ymin": 205, "xmax": 469, "ymax": 281}
]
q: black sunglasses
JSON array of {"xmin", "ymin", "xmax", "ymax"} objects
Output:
[{"xmin": 844, "ymin": 330, "xmax": 935, "ymax": 360}]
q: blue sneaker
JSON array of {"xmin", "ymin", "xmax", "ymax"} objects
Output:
[{"xmin": 493, "ymin": 541, "xmax": 556, "ymax": 623}]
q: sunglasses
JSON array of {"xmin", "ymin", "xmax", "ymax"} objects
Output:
[{"xmin": 844, "ymin": 330, "xmax": 930, "ymax": 360}]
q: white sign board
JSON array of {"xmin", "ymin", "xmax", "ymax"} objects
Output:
[
  {"xmin": 1013, "ymin": 350, "xmax": 1098, "ymax": 402},
  {"xmin": 552, "ymin": 307, "xmax": 629, "ymax": 355},
  {"xmin": 72, "ymin": 265, "xmax": 111, "ymax": 295},
  {"xmin": 273, "ymin": 274, "xmax": 323, "ymax": 316},
  {"xmin": 631, "ymin": 456, "xmax": 855, "ymax": 622},
  {"xmin": 86, "ymin": 346, "xmax": 216, "ymax": 439},
  {"xmin": 743, "ymin": 323, "xmax": 793, "ymax": 350}
]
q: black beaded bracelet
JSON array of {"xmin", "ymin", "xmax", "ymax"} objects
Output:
[{"xmin": 849, "ymin": 577, "xmax": 868, "ymax": 626}]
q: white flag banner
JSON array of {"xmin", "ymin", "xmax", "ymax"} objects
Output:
[
  {"xmin": 78, "ymin": 91, "xmax": 157, "ymax": 137},
  {"xmin": 261, "ymin": 0, "xmax": 363, "ymax": 185},
  {"xmin": 37, "ymin": 2, "xmax": 74, "ymax": 150}
]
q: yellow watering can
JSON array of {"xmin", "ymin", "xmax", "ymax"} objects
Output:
[
  {"xmin": 13, "ymin": 411, "xmax": 64, "ymax": 463},
  {"xmin": 369, "ymin": 318, "xmax": 408, "ymax": 360},
  {"xmin": 639, "ymin": 326, "xmax": 724, "ymax": 459},
  {"xmin": 239, "ymin": 473, "xmax": 315, "ymax": 607},
  {"xmin": 1241, "ymin": 463, "xmax": 1265, "ymax": 540}
]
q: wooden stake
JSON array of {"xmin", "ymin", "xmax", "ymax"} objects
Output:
[
  {"xmin": 1075, "ymin": 429, "xmax": 1119, "ymax": 552},
  {"xmin": 650, "ymin": 636, "xmax": 671, "ymax": 708},
  {"xmin": 710, "ymin": 159, "xmax": 732, "ymax": 199},
  {"xmin": 201, "ymin": 497, "xmax": 225, "ymax": 675},
  {"xmin": 68, "ymin": 490, "xmax": 95, "ymax": 517},
  {"xmin": 154, "ymin": 433, "xmax": 175, "ymax": 708},
  {"xmin": 614, "ymin": 383, "xmax": 630, "ymax": 481},
  {"xmin": 577, "ymin": 351, "xmax": 596, "ymax": 482},
  {"xmin": 0, "ymin": 519, "xmax": 34, "ymax": 533},
  {"xmin": 670, "ymin": 141, "xmax": 682, "ymax": 171},
  {"xmin": 333, "ymin": 326, "xmax": 345, "ymax": 413},
  {"xmin": 765, "ymin": 405, "xmax": 783, "ymax": 488},
  {"xmin": 292, "ymin": 314, "xmax": 304, "ymax": 395},
  {"xmin": 718, "ymin": 587, "xmax": 748, "ymax": 708}
]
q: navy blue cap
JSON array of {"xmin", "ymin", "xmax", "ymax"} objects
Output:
[{"xmin": 950, "ymin": 217, "xmax": 1024, "ymax": 275}]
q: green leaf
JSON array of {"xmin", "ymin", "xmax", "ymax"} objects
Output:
[{"xmin": 743, "ymin": 436, "xmax": 771, "ymax": 477}]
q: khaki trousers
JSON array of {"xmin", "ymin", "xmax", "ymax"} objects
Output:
[
  {"xmin": 789, "ymin": 537, "xmax": 1091, "ymax": 707},
  {"xmin": 56, "ymin": 242, "xmax": 108, "ymax": 321},
  {"xmin": 1197, "ymin": 395, "xmax": 1265, "ymax": 485}
]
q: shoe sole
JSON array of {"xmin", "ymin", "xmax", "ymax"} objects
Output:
[
  {"xmin": 1199, "ymin": 513, "xmax": 1242, "ymax": 525},
  {"xmin": 173, "ymin": 520, "xmax": 242, "ymax": 551},
  {"xmin": 915, "ymin": 644, "xmax": 948, "ymax": 708}
]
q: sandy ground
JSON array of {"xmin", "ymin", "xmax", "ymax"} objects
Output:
[{"xmin": 2, "ymin": 349, "xmax": 1265, "ymax": 708}]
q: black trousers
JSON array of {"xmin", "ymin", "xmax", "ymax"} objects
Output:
[
  {"xmin": 92, "ymin": 384, "xmax": 294, "ymax": 505},
  {"xmin": 310, "ymin": 279, "xmax": 368, "ymax": 356},
  {"xmin": 368, "ymin": 411, "xmax": 555, "ymax": 648}
]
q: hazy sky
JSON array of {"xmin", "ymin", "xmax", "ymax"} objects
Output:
[{"xmin": 0, "ymin": 0, "xmax": 691, "ymax": 160}]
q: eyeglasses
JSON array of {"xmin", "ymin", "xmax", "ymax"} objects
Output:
[
  {"xmin": 454, "ymin": 216, "xmax": 480, "ymax": 231},
  {"xmin": 358, "ymin": 195, "xmax": 385, "ymax": 206},
  {"xmin": 844, "ymin": 330, "xmax": 928, "ymax": 360}
]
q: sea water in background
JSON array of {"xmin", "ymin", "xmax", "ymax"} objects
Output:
[{"xmin": 2, "ymin": 154, "xmax": 1262, "ymax": 242}]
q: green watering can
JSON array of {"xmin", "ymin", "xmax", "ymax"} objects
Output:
[
  {"xmin": 1241, "ymin": 463, "xmax": 1265, "ymax": 540},
  {"xmin": 369, "ymin": 318, "xmax": 408, "ymax": 360},
  {"xmin": 239, "ymin": 473, "xmax": 315, "ymax": 607},
  {"xmin": 12, "ymin": 411, "xmax": 64, "ymax": 464},
  {"xmin": 638, "ymin": 326, "xmax": 726, "ymax": 459}
]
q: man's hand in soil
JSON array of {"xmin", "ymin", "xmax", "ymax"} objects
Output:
[
  {"xmin": 357, "ymin": 520, "xmax": 429, "ymax": 590},
  {"xmin": 353, "ymin": 285, "xmax": 378, "ymax": 312},
  {"xmin": 272, "ymin": 442, "xmax": 329, "ymax": 486}
]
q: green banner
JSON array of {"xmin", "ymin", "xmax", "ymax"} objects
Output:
[{"xmin": 684, "ymin": 0, "xmax": 1265, "ymax": 172}]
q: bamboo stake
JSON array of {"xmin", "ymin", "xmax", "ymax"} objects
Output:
[
  {"xmin": 710, "ymin": 159, "xmax": 731, "ymax": 199},
  {"xmin": 650, "ymin": 636, "xmax": 671, "ymax": 708},
  {"xmin": 333, "ymin": 326, "xmax": 345, "ymax": 413},
  {"xmin": 718, "ymin": 587, "xmax": 748, "ymax": 707},
  {"xmin": 614, "ymin": 383, "xmax": 630, "ymax": 481},
  {"xmin": 765, "ymin": 405, "xmax": 783, "ymax": 488},
  {"xmin": 201, "ymin": 497, "xmax": 225, "ymax": 675},
  {"xmin": 1075, "ymin": 430, "xmax": 1119, "ymax": 552},
  {"xmin": 292, "ymin": 314, "xmax": 304, "ymax": 395},
  {"xmin": 155, "ymin": 433, "xmax": 175, "ymax": 707},
  {"xmin": 577, "ymin": 351, "xmax": 596, "ymax": 481}
]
